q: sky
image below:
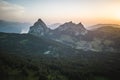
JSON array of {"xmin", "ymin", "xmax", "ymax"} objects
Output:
[{"xmin": 0, "ymin": 0, "xmax": 120, "ymax": 26}]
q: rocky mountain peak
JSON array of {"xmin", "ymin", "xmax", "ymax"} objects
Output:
[
  {"xmin": 38, "ymin": 18, "xmax": 42, "ymax": 22},
  {"xmin": 67, "ymin": 21, "xmax": 73, "ymax": 24},
  {"xmin": 77, "ymin": 22, "xmax": 83, "ymax": 27},
  {"xmin": 54, "ymin": 21, "xmax": 87, "ymax": 36},
  {"xmin": 33, "ymin": 18, "xmax": 47, "ymax": 27},
  {"xmin": 61, "ymin": 21, "xmax": 76, "ymax": 27},
  {"xmin": 76, "ymin": 22, "xmax": 87, "ymax": 35},
  {"xmin": 29, "ymin": 18, "xmax": 49, "ymax": 36}
]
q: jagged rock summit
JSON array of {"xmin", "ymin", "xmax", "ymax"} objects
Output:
[
  {"xmin": 28, "ymin": 18, "xmax": 88, "ymax": 48},
  {"xmin": 48, "ymin": 21, "xmax": 88, "ymax": 47},
  {"xmin": 54, "ymin": 21, "xmax": 87, "ymax": 36},
  {"xmin": 29, "ymin": 18, "xmax": 50, "ymax": 36},
  {"xmin": 29, "ymin": 18, "xmax": 87, "ymax": 37}
]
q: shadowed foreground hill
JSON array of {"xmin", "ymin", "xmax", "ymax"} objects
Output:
[{"xmin": 0, "ymin": 32, "xmax": 120, "ymax": 80}]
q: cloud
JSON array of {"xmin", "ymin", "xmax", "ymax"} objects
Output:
[{"xmin": 0, "ymin": 0, "xmax": 25, "ymax": 21}]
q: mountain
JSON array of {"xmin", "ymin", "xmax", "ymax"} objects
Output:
[
  {"xmin": 1, "ymin": 32, "xmax": 120, "ymax": 80},
  {"xmin": 29, "ymin": 19, "xmax": 50, "ymax": 36},
  {"xmin": 52, "ymin": 21, "xmax": 87, "ymax": 36},
  {"xmin": 49, "ymin": 21, "xmax": 88, "ymax": 47},
  {"xmin": 1, "ymin": 18, "xmax": 120, "ymax": 80},
  {"xmin": 0, "ymin": 20, "xmax": 30, "ymax": 33},
  {"xmin": 29, "ymin": 19, "xmax": 89, "ymax": 50},
  {"xmin": 28, "ymin": 19, "xmax": 120, "ymax": 52}
]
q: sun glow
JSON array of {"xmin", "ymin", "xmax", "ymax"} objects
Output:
[
  {"xmin": 0, "ymin": 0, "xmax": 120, "ymax": 26},
  {"xmin": 115, "ymin": 11, "xmax": 120, "ymax": 20}
]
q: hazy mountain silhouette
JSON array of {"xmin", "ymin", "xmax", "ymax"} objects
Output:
[{"xmin": 0, "ymin": 20, "xmax": 30, "ymax": 33}]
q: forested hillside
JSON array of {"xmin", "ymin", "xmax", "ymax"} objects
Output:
[{"xmin": 0, "ymin": 32, "xmax": 120, "ymax": 80}]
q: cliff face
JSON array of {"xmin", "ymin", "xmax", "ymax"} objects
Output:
[{"xmin": 28, "ymin": 19, "xmax": 120, "ymax": 52}]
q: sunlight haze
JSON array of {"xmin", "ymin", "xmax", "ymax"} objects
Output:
[{"xmin": 0, "ymin": 0, "xmax": 120, "ymax": 26}]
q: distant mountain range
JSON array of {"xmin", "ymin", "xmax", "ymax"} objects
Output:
[
  {"xmin": 1, "ymin": 19, "xmax": 120, "ymax": 34},
  {"xmin": 29, "ymin": 19, "xmax": 120, "ymax": 52},
  {"xmin": 0, "ymin": 20, "xmax": 30, "ymax": 33},
  {"xmin": 88, "ymin": 24, "xmax": 120, "ymax": 30}
]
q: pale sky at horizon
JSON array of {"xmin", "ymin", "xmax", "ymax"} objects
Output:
[{"xmin": 0, "ymin": 0, "xmax": 120, "ymax": 27}]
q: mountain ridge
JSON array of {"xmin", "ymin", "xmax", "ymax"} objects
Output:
[
  {"xmin": 28, "ymin": 18, "xmax": 120, "ymax": 52},
  {"xmin": 88, "ymin": 24, "xmax": 120, "ymax": 30}
]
